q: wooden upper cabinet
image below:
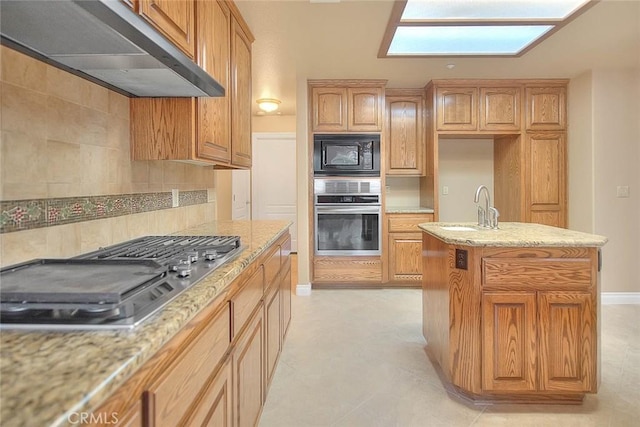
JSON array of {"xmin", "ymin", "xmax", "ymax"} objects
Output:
[
  {"xmin": 385, "ymin": 90, "xmax": 424, "ymax": 175},
  {"xmin": 196, "ymin": 0, "xmax": 231, "ymax": 163},
  {"xmin": 436, "ymin": 87, "xmax": 477, "ymax": 131},
  {"xmin": 230, "ymin": 16, "xmax": 253, "ymax": 168},
  {"xmin": 139, "ymin": 0, "xmax": 195, "ymax": 58},
  {"xmin": 479, "ymin": 87, "xmax": 521, "ymax": 132},
  {"xmin": 312, "ymin": 87, "xmax": 348, "ymax": 131},
  {"xmin": 348, "ymin": 87, "xmax": 384, "ymax": 131},
  {"xmin": 310, "ymin": 81, "xmax": 386, "ymax": 132},
  {"xmin": 130, "ymin": 1, "xmax": 253, "ymax": 168},
  {"xmin": 526, "ymin": 132, "xmax": 566, "ymax": 228},
  {"xmin": 525, "ymin": 86, "xmax": 567, "ymax": 131}
]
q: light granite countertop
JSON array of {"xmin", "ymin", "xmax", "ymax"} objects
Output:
[
  {"xmin": 0, "ymin": 220, "xmax": 291, "ymax": 427},
  {"xmin": 419, "ymin": 222, "xmax": 608, "ymax": 247},
  {"xmin": 385, "ymin": 206, "xmax": 435, "ymax": 214}
]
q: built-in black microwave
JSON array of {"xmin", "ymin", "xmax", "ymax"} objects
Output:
[{"xmin": 313, "ymin": 134, "xmax": 380, "ymax": 176}]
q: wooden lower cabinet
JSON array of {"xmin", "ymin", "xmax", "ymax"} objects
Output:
[
  {"xmin": 146, "ymin": 303, "xmax": 231, "ymax": 427},
  {"xmin": 388, "ymin": 233, "xmax": 423, "ymax": 284},
  {"xmin": 482, "ymin": 290, "xmax": 596, "ymax": 395},
  {"xmin": 423, "ymin": 233, "xmax": 599, "ymax": 404},
  {"xmin": 233, "ymin": 305, "xmax": 265, "ymax": 427},
  {"xmin": 265, "ymin": 283, "xmax": 281, "ymax": 388},
  {"xmin": 184, "ymin": 359, "xmax": 233, "ymax": 427},
  {"xmin": 91, "ymin": 231, "xmax": 291, "ymax": 427},
  {"xmin": 386, "ymin": 213, "xmax": 433, "ymax": 285},
  {"xmin": 482, "ymin": 292, "xmax": 537, "ymax": 392},
  {"xmin": 280, "ymin": 258, "xmax": 292, "ymax": 339},
  {"xmin": 538, "ymin": 291, "xmax": 596, "ymax": 392},
  {"xmin": 313, "ymin": 256, "xmax": 382, "ymax": 284},
  {"xmin": 117, "ymin": 402, "xmax": 143, "ymax": 427}
]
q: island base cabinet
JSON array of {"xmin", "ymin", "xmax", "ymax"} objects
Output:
[
  {"xmin": 422, "ymin": 229, "xmax": 602, "ymax": 405},
  {"xmin": 482, "ymin": 291, "xmax": 596, "ymax": 395},
  {"xmin": 482, "ymin": 292, "xmax": 537, "ymax": 393},
  {"xmin": 233, "ymin": 304, "xmax": 265, "ymax": 427},
  {"xmin": 539, "ymin": 292, "xmax": 596, "ymax": 393}
]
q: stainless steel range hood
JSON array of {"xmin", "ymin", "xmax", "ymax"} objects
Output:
[{"xmin": 0, "ymin": 0, "xmax": 225, "ymax": 98}]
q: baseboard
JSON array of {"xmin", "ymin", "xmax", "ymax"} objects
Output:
[
  {"xmin": 601, "ymin": 292, "xmax": 640, "ymax": 305},
  {"xmin": 296, "ymin": 283, "xmax": 312, "ymax": 296}
]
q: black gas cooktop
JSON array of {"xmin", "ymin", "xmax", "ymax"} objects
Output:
[{"xmin": 0, "ymin": 235, "xmax": 243, "ymax": 330}]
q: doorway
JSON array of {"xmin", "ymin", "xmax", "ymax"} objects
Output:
[{"xmin": 251, "ymin": 132, "xmax": 297, "ymax": 251}]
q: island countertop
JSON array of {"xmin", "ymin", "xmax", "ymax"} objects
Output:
[
  {"xmin": 0, "ymin": 220, "xmax": 291, "ymax": 427},
  {"xmin": 419, "ymin": 221, "xmax": 608, "ymax": 247}
]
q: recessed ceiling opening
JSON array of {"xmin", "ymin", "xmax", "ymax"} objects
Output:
[{"xmin": 379, "ymin": 0, "xmax": 596, "ymax": 57}]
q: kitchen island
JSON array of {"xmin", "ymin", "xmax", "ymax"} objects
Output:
[
  {"xmin": 0, "ymin": 220, "xmax": 291, "ymax": 427},
  {"xmin": 419, "ymin": 222, "xmax": 607, "ymax": 404}
]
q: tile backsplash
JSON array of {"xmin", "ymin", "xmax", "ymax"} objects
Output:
[{"xmin": 0, "ymin": 46, "xmax": 220, "ymax": 266}]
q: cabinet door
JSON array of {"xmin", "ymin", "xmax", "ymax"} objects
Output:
[
  {"xmin": 230, "ymin": 17, "xmax": 252, "ymax": 168},
  {"xmin": 146, "ymin": 304, "xmax": 231, "ymax": 427},
  {"xmin": 117, "ymin": 401, "xmax": 142, "ymax": 427},
  {"xmin": 280, "ymin": 260, "xmax": 292, "ymax": 339},
  {"xmin": 482, "ymin": 292, "xmax": 537, "ymax": 392},
  {"xmin": 233, "ymin": 305, "xmax": 264, "ymax": 427},
  {"xmin": 435, "ymin": 87, "xmax": 477, "ymax": 131},
  {"xmin": 525, "ymin": 86, "xmax": 567, "ymax": 131},
  {"xmin": 538, "ymin": 292, "xmax": 596, "ymax": 393},
  {"xmin": 139, "ymin": 0, "xmax": 195, "ymax": 58},
  {"xmin": 479, "ymin": 87, "xmax": 521, "ymax": 131},
  {"xmin": 196, "ymin": 0, "xmax": 231, "ymax": 162},
  {"xmin": 526, "ymin": 133, "xmax": 566, "ymax": 228},
  {"xmin": 265, "ymin": 284, "xmax": 281, "ymax": 388},
  {"xmin": 386, "ymin": 96, "xmax": 424, "ymax": 175},
  {"xmin": 348, "ymin": 87, "xmax": 383, "ymax": 131},
  {"xmin": 185, "ymin": 359, "xmax": 233, "ymax": 427},
  {"xmin": 388, "ymin": 232, "xmax": 423, "ymax": 283},
  {"xmin": 312, "ymin": 87, "xmax": 348, "ymax": 131}
]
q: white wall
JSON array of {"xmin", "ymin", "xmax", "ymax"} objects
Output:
[
  {"xmin": 592, "ymin": 69, "xmax": 640, "ymax": 294},
  {"xmin": 570, "ymin": 69, "xmax": 640, "ymax": 294},
  {"xmin": 385, "ymin": 177, "xmax": 421, "ymax": 207},
  {"xmin": 568, "ymin": 71, "xmax": 595, "ymax": 233},
  {"xmin": 438, "ymin": 139, "xmax": 494, "ymax": 222},
  {"xmin": 295, "ymin": 75, "xmax": 310, "ymax": 286}
]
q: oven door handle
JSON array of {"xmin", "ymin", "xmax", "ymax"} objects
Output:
[{"xmin": 315, "ymin": 205, "xmax": 381, "ymax": 214}]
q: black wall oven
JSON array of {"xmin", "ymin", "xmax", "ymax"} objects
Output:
[
  {"xmin": 314, "ymin": 178, "xmax": 381, "ymax": 256},
  {"xmin": 313, "ymin": 134, "xmax": 380, "ymax": 177}
]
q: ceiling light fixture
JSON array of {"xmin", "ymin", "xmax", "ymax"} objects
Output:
[{"xmin": 257, "ymin": 98, "xmax": 281, "ymax": 113}]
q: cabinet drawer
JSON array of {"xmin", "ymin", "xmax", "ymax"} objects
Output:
[
  {"xmin": 482, "ymin": 258, "xmax": 592, "ymax": 290},
  {"xmin": 147, "ymin": 303, "xmax": 231, "ymax": 427},
  {"xmin": 388, "ymin": 214, "xmax": 433, "ymax": 233},
  {"xmin": 231, "ymin": 265, "xmax": 264, "ymax": 338},
  {"xmin": 264, "ymin": 244, "xmax": 281, "ymax": 292}
]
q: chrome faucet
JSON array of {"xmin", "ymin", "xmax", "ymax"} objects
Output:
[{"xmin": 474, "ymin": 185, "xmax": 499, "ymax": 229}]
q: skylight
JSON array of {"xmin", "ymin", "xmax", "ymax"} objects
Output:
[{"xmin": 380, "ymin": 0, "xmax": 595, "ymax": 57}]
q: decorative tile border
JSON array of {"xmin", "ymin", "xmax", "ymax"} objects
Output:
[{"xmin": 0, "ymin": 190, "xmax": 208, "ymax": 234}]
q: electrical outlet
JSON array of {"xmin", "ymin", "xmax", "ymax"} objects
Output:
[
  {"xmin": 172, "ymin": 189, "xmax": 179, "ymax": 207},
  {"xmin": 385, "ymin": 185, "xmax": 391, "ymax": 193},
  {"xmin": 442, "ymin": 186, "xmax": 449, "ymax": 195},
  {"xmin": 616, "ymin": 186, "xmax": 630, "ymax": 198}
]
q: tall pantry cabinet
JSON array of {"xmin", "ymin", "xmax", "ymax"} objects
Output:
[{"xmin": 423, "ymin": 79, "xmax": 568, "ymax": 228}]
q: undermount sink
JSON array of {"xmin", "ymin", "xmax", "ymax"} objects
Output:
[{"xmin": 439, "ymin": 226, "xmax": 478, "ymax": 231}]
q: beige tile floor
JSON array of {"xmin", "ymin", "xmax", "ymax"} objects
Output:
[{"xmin": 259, "ymin": 289, "xmax": 640, "ymax": 427}]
